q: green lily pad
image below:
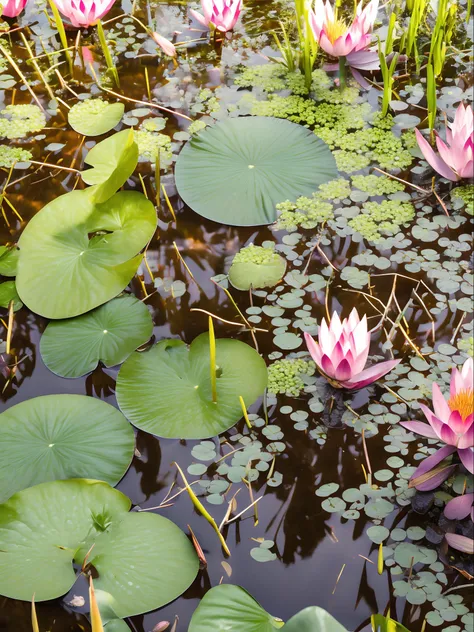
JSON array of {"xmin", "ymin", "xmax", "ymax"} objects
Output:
[
  {"xmin": 40, "ymin": 295, "xmax": 153, "ymax": 378},
  {"xmin": 116, "ymin": 334, "xmax": 268, "ymax": 439},
  {"xmin": 0, "ymin": 280, "xmax": 22, "ymax": 311},
  {"xmin": 68, "ymin": 99, "xmax": 124, "ymax": 136},
  {"xmin": 82, "ymin": 129, "xmax": 139, "ymax": 203},
  {"xmin": 16, "ymin": 189, "xmax": 156, "ymax": 319},
  {"xmin": 0, "ymin": 479, "xmax": 198, "ymax": 616},
  {"xmin": 189, "ymin": 584, "xmax": 284, "ymax": 631},
  {"xmin": 175, "ymin": 117, "xmax": 337, "ymax": 226},
  {"xmin": 282, "ymin": 607, "xmax": 348, "ymax": 631},
  {"xmin": 0, "ymin": 246, "xmax": 19, "ymax": 276},
  {"xmin": 228, "ymin": 244, "xmax": 287, "ymax": 291},
  {"xmin": 0, "ymin": 394, "xmax": 135, "ymax": 503}
]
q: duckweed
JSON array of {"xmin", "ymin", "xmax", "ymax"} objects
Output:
[
  {"xmin": 0, "ymin": 104, "xmax": 46, "ymax": 139},
  {"xmin": 0, "ymin": 145, "xmax": 32, "ymax": 167},
  {"xmin": 349, "ymin": 199, "xmax": 415, "ymax": 241},
  {"xmin": 275, "ymin": 195, "xmax": 334, "ymax": 231},
  {"xmin": 351, "ymin": 174, "xmax": 405, "ymax": 196},
  {"xmin": 268, "ymin": 358, "xmax": 316, "ymax": 396}
]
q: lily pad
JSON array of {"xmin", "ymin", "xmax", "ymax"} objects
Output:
[
  {"xmin": 16, "ymin": 190, "xmax": 156, "ymax": 319},
  {"xmin": 175, "ymin": 117, "xmax": 337, "ymax": 226},
  {"xmin": 40, "ymin": 295, "xmax": 153, "ymax": 378},
  {"xmin": 0, "ymin": 395, "xmax": 135, "ymax": 502},
  {"xmin": 0, "ymin": 280, "xmax": 22, "ymax": 311},
  {"xmin": 0, "ymin": 479, "xmax": 198, "ymax": 615},
  {"xmin": 229, "ymin": 245, "xmax": 287, "ymax": 291},
  {"xmin": 189, "ymin": 584, "xmax": 284, "ymax": 631},
  {"xmin": 0, "ymin": 246, "xmax": 19, "ymax": 276},
  {"xmin": 282, "ymin": 607, "xmax": 348, "ymax": 631},
  {"xmin": 82, "ymin": 129, "xmax": 139, "ymax": 203},
  {"xmin": 68, "ymin": 99, "xmax": 124, "ymax": 136},
  {"xmin": 116, "ymin": 333, "xmax": 268, "ymax": 439}
]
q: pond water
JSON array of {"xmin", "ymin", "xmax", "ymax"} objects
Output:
[{"xmin": 0, "ymin": 1, "xmax": 473, "ymax": 631}]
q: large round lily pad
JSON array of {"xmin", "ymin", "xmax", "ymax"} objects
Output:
[
  {"xmin": 0, "ymin": 395, "xmax": 135, "ymax": 502},
  {"xmin": 189, "ymin": 584, "xmax": 284, "ymax": 631},
  {"xmin": 40, "ymin": 295, "xmax": 154, "ymax": 378},
  {"xmin": 116, "ymin": 334, "xmax": 268, "ymax": 439},
  {"xmin": 228, "ymin": 244, "xmax": 287, "ymax": 291},
  {"xmin": 175, "ymin": 117, "xmax": 337, "ymax": 226},
  {"xmin": 16, "ymin": 189, "xmax": 156, "ymax": 319},
  {"xmin": 68, "ymin": 99, "xmax": 124, "ymax": 137},
  {"xmin": 0, "ymin": 479, "xmax": 198, "ymax": 616}
]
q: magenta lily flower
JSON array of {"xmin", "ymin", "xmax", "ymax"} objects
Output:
[
  {"xmin": 415, "ymin": 103, "xmax": 474, "ymax": 181},
  {"xmin": 152, "ymin": 33, "xmax": 176, "ymax": 57},
  {"xmin": 1, "ymin": 0, "xmax": 27, "ymax": 17},
  {"xmin": 304, "ymin": 308, "xmax": 400, "ymax": 390},
  {"xmin": 401, "ymin": 358, "xmax": 474, "ymax": 490},
  {"xmin": 51, "ymin": 0, "xmax": 116, "ymax": 28},
  {"xmin": 190, "ymin": 0, "xmax": 242, "ymax": 32},
  {"xmin": 309, "ymin": 0, "xmax": 379, "ymax": 59}
]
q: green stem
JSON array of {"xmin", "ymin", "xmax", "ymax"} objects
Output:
[
  {"xmin": 96, "ymin": 20, "xmax": 119, "ymax": 87},
  {"xmin": 208, "ymin": 316, "xmax": 217, "ymax": 403},
  {"xmin": 338, "ymin": 56, "xmax": 346, "ymax": 90}
]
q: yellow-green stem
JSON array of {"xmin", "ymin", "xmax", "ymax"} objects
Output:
[
  {"xmin": 209, "ymin": 316, "xmax": 217, "ymax": 403},
  {"xmin": 48, "ymin": 0, "xmax": 73, "ymax": 74},
  {"xmin": 338, "ymin": 56, "xmax": 346, "ymax": 90},
  {"xmin": 96, "ymin": 20, "xmax": 119, "ymax": 87},
  {"xmin": 239, "ymin": 396, "xmax": 252, "ymax": 430}
]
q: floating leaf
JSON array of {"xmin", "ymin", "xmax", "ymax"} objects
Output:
[
  {"xmin": 282, "ymin": 607, "xmax": 348, "ymax": 631},
  {"xmin": 0, "ymin": 246, "xmax": 19, "ymax": 276},
  {"xmin": 0, "ymin": 479, "xmax": 198, "ymax": 615},
  {"xmin": 16, "ymin": 190, "xmax": 156, "ymax": 319},
  {"xmin": 82, "ymin": 129, "xmax": 139, "ymax": 203},
  {"xmin": 175, "ymin": 117, "xmax": 337, "ymax": 226},
  {"xmin": 68, "ymin": 99, "xmax": 124, "ymax": 136},
  {"xmin": 0, "ymin": 280, "xmax": 22, "ymax": 311},
  {"xmin": 116, "ymin": 334, "xmax": 267, "ymax": 439},
  {"xmin": 228, "ymin": 245, "xmax": 287, "ymax": 291},
  {"xmin": 40, "ymin": 295, "xmax": 153, "ymax": 378},
  {"xmin": 0, "ymin": 394, "xmax": 135, "ymax": 502}
]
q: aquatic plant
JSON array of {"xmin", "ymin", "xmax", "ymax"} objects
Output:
[
  {"xmin": 0, "ymin": 0, "xmax": 27, "ymax": 17},
  {"xmin": 152, "ymin": 32, "xmax": 176, "ymax": 57},
  {"xmin": 0, "ymin": 104, "xmax": 45, "ymax": 139},
  {"xmin": 274, "ymin": 195, "xmax": 334, "ymax": 231},
  {"xmin": 0, "ymin": 145, "xmax": 32, "ymax": 167},
  {"xmin": 304, "ymin": 308, "xmax": 400, "ymax": 389},
  {"xmin": 415, "ymin": 102, "xmax": 473, "ymax": 181},
  {"xmin": 401, "ymin": 357, "xmax": 473, "ymax": 488},
  {"xmin": 228, "ymin": 244, "xmax": 287, "ymax": 290},
  {"xmin": 51, "ymin": 0, "xmax": 115, "ymax": 27},
  {"xmin": 349, "ymin": 199, "xmax": 415, "ymax": 241},
  {"xmin": 190, "ymin": 0, "xmax": 242, "ymax": 33},
  {"xmin": 68, "ymin": 98, "xmax": 124, "ymax": 136},
  {"xmin": 309, "ymin": 0, "xmax": 380, "ymax": 87},
  {"xmin": 268, "ymin": 358, "xmax": 316, "ymax": 396}
]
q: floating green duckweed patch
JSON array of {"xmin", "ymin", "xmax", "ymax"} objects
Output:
[
  {"xmin": 267, "ymin": 358, "xmax": 315, "ymax": 396},
  {"xmin": 349, "ymin": 199, "xmax": 415, "ymax": 242},
  {"xmin": 68, "ymin": 98, "xmax": 124, "ymax": 136},
  {"xmin": 0, "ymin": 104, "xmax": 45, "ymax": 139},
  {"xmin": 0, "ymin": 145, "xmax": 32, "ymax": 167},
  {"xmin": 274, "ymin": 196, "xmax": 334, "ymax": 231},
  {"xmin": 351, "ymin": 174, "xmax": 404, "ymax": 196},
  {"xmin": 452, "ymin": 185, "xmax": 474, "ymax": 214},
  {"xmin": 228, "ymin": 244, "xmax": 287, "ymax": 290},
  {"xmin": 134, "ymin": 126, "xmax": 172, "ymax": 162}
]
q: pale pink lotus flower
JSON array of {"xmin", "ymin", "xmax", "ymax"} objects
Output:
[
  {"xmin": 152, "ymin": 33, "xmax": 176, "ymax": 57},
  {"xmin": 190, "ymin": 0, "xmax": 242, "ymax": 32},
  {"xmin": 401, "ymin": 358, "xmax": 474, "ymax": 490},
  {"xmin": 415, "ymin": 102, "xmax": 474, "ymax": 181},
  {"xmin": 51, "ymin": 0, "xmax": 116, "ymax": 28},
  {"xmin": 309, "ymin": 0, "xmax": 379, "ymax": 59},
  {"xmin": 1, "ymin": 0, "xmax": 27, "ymax": 17},
  {"xmin": 304, "ymin": 308, "xmax": 400, "ymax": 390}
]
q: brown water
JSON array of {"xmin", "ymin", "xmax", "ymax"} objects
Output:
[{"xmin": 0, "ymin": 1, "xmax": 473, "ymax": 631}]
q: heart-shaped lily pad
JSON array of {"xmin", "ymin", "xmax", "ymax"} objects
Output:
[
  {"xmin": 0, "ymin": 280, "xmax": 22, "ymax": 310},
  {"xmin": 0, "ymin": 394, "xmax": 135, "ymax": 502},
  {"xmin": 189, "ymin": 584, "xmax": 284, "ymax": 631},
  {"xmin": 82, "ymin": 129, "xmax": 139, "ymax": 203},
  {"xmin": 116, "ymin": 333, "xmax": 268, "ymax": 439},
  {"xmin": 175, "ymin": 117, "xmax": 337, "ymax": 226},
  {"xmin": 68, "ymin": 99, "xmax": 124, "ymax": 136},
  {"xmin": 282, "ymin": 607, "xmax": 348, "ymax": 631},
  {"xmin": 16, "ymin": 189, "xmax": 156, "ymax": 319},
  {"xmin": 228, "ymin": 244, "xmax": 287, "ymax": 291},
  {"xmin": 40, "ymin": 295, "xmax": 154, "ymax": 378},
  {"xmin": 0, "ymin": 479, "xmax": 198, "ymax": 616}
]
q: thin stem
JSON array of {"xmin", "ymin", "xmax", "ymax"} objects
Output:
[
  {"xmin": 338, "ymin": 56, "xmax": 346, "ymax": 89},
  {"xmin": 209, "ymin": 316, "xmax": 217, "ymax": 404}
]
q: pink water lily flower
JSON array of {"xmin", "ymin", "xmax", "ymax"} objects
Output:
[
  {"xmin": 304, "ymin": 308, "xmax": 400, "ymax": 390},
  {"xmin": 52, "ymin": 0, "xmax": 116, "ymax": 28},
  {"xmin": 190, "ymin": 0, "xmax": 242, "ymax": 32},
  {"xmin": 309, "ymin": 0, "xmax": 379, "ymax": 59},
  {"xmin": 1, "ymin": 0, "xmax": 27, "ymax": 17},
  {"xmin": 401, "ymin": 358, "xmax": 474, "ymax": 490},
  {"xmin": 415, "ymin": 102, "xmax": 474, "ymax": 181},
  {"xmin": 152, "ymin": 33, "xmax": 176, "ymax": 57}
]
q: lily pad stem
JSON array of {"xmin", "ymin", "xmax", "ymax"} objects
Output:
[{"xmin": 338, "ymin": 56, "xmax": 347, "ymax": 90}]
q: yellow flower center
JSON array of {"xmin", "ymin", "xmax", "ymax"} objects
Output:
[
  {"xmin": 325, "ymin": 18, "xmax": 348, "ymax": 44},
  {"xmin": 448, "ymin": 389, "xmax": 474, "ymax": 421}
]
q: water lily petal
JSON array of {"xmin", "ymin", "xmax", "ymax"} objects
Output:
[
  {"xmin": 400, "ymin": 421, "xmax": 439, "ymax": 439},
  {"xmin": 432, "ymin": 381, "xmax": 451, "ymax": 423},
  {"xmin": 341, "ymin": 358, "xmax": 400, "ymax": 390},
  {"xmin": 415, "ymin": 129, "xmax": 459, "ymax": 181},
  {"xmin": 458, "ymin": 447, "xmax": 474, "ymax": 474},
  {"xmin": 445, "ymin": 533, "xmax": 474, "ymax": 554},
  {"xmin": 411, "ymin": 445, "xmax": 456, "ymax": 479},
  {"xmin": 444, "ymin": 493, "xmax": 474, "ymax": 520},
  {"xmin": 335, "ymin": 358, "xmax": 353, "ymax": 381}
]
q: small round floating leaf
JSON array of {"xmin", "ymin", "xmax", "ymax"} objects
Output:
[
  {"xmin": 116, "ymin": 334, "xmax": 268, "ymax": 439},
  {"xmin": 189, "ymin": 584, "xmax": 284, "ymax": 631},
  {"xmin": 175, "ymin": 117, "xmax": 337, "ymax": 226},
  {"xmin": 0, "ymin": 246, "xmax": 19, "ymax": 276},
  {"xmin": 68, "ymin": 99, "xmax": 124, "ymax": 136},
  {"xmin": 0, "ymin": 280, "xmax": 22, "ymax": 311},
  {"xmin": 228, "ymin": 245, "xmax": 287, "ymax": 291},
  {"xmin": 282, "ymin": 607, "xmax": 348, "ymax": 631},
  {"xmin": 0, "ymin": 479, "xmax": 198, "ymax": 615},
  {"xmin": 82, "ymin": 129, "xmax": 139, "ymax": 203},
  {"xmin": 40, "ymin": 295, "xmax": 153, "ymax": 378},
  {"xmin": 0, "ymin": 394, "xmax": 135, "ymax": 502},
  {"xmin": 16, "ymin": 189, "xmax": 156, "ymax": 319}
]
